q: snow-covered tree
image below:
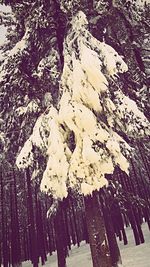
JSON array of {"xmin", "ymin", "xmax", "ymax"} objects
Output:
[
  {"xmin": 16, "ymin": 10, "xmax": 149, "ymax": 267},
  {"xmin": 16, "ymin": 10, "xmax": 149, "ymax": 199},
  {"xmin": 0, "ymin": 1, "xmax": 150, "ymax": 267}
]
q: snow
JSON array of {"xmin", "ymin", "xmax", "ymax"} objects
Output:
[
  {"xmin": 45, "ymin": 11, "xmax": 131, "ymax": 197},
  {"xmin": 0, "ymin": 4, "xmax": 11, "ymax": 13},
  {"xmin": 41, "ymin": 116, "xmax": 69, "ymax": 199},
  {"xmin": 8, "ymin": 27, "xmax": 30, "ymax": 56},
  {"xmin": 0, "ymin": 5, "xmax": 12, "ymax": 58},
  {"xmin": 36, "ymin": 48, "xmax": 60, "ymax": 80},
  {"xmin": 15, "ymin": 100, "xmax": 40, "ymax": 116},
  {"xmin": 136, "ymin": 0, "xmax": 149, "ymax": 7},
  {"xmin": 22, "ymin": 223, "xmax": 150, "ymax": 267},
  {"xmin": 113, "ymin": 90, "xmax": 150, "ymax": 137},
  {"xmin": 0, "ymin": 25, "xmax": 7, "ymax": 46},
  {"xmin": 16, "ymin": 106, "xmax": 56, "ymax": 169},
  {"xmin": 16, "ymin": 138, "xmax": 34, "ymax": 169},
  {"xmin": 119, "ymin": 223, "xmax": 150, "ymax": 267}
]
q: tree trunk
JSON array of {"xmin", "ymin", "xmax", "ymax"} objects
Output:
[
  {"xmin": 11, "ymin": 170, "xmax": 22, "ymax": 267},
  {"xmin": 84, "ymin": 192, "xmax": 111, "ymax": 267},
  {"xmin": 25, "ymin": 168, "xmax": 39, "ymax": 267},
  {"xmin": 0, "ymin": 167, "xmax": 9, "ymax": 267},
  {"xmin": 54, "ymin": 202, "xmax": 68, "ymax": 267}
]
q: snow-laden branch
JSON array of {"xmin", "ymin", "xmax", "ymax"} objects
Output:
[{"xmin": 16, "ymin": 11, "xmax": 149, "ymax": 200}]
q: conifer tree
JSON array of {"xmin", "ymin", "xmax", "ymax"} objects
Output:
[
  {"xmin": 0, "ymin": 1, "xmax": 149, "ymax": 267},
  {"xmin": 16, "ymin": 9, "xmax": 149, "ymax": 267}
]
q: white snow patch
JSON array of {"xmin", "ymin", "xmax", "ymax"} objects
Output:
[{"xmin": 0, "ymin": 4, "xmax": 11, "ymax": 13}]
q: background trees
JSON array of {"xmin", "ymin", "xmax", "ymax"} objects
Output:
[{"xmin": 0, "ymin": 1, "xmax": 149, "ymax": 267}]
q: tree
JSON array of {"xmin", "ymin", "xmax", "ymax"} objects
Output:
[{"xmin": 0, "ymin": 1, "xmax": 149, "ymax": 267}]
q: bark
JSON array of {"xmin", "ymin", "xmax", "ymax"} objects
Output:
[
  {"xmin": 0, "ymin": 167, "xmax": 9, "ymax": 267},
  {"xmin": 11, "ymin": 170, "xmax": 21, "ymax": 267},
  {"xmin": 25, "ymin": 168, "xmax": 39, "ymax": 267},
  {"xmin": 54, "ymin": 202, "xmax": 67, "ymax": 267},
  {"xmin": 35, "ymin": 188, "xmax": 47, "ymax": 265},
  {"xmin": 84, "ymin": 192, "xmax": 111, "ymax": 267},
  {"xmin": 101, "ymin": 196, "xmax": 122, "ymax": 266}
]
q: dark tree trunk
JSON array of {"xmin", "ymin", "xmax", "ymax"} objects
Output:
[
  {"xmin": 35, "ymin": 189, "xmax": 47, "ymax": 265},
  {"xmin": 84, "ymin": 192, "xmax": 111, "ymax": 267},
  {"xmin": 11, "ymin": 170, "xmax": 21, "ymax": 267},
  {"xmin": 54, "ymin": 202, "xmax": 67, "ymax": 267},
  {"xmin": 25, "ymin": 168, "xmax": 38, "ymax": 267},
  {"xmin": 101, "ymin": 202, "xmax": 121, "ymax": 266},
  {"xmin": 0, "ymin": 168, "xmax": 9, "ymax": 267}
]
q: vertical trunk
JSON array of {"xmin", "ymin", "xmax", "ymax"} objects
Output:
[
  {"xmin": 68, "ymin": 202, "xmax": 76, "ymax": 246},
  {"xmin": 127, "ymin": 207, "xmax": 140, "ymax": 245},
  {"xmin": 35, "ymin": 190, "xmax": 47, "ymax": 265},
  {"xmin": 23, "ymin": 229, "xmax": 28, "ymax": 261},
  {"xmin": 0, "ymin": 242, "xmax": 2, "ymax": 267},
  {"xmin": 54, "ymin": 202, "xmax": 67, "ymax": 267},
  {"xmin": 63, "ymin": 199, "xmax": 71, "ymax": 250},
  {"xmin": 0, "ymin": 167, "xmax": 8, "ymax": 267},
  {"xmin": 12, "ymin": 170, "xmax": 21, "ymax": 267},
  {"xmin": 137, "ymin": 144, "xmax": 150, "ymax": 179},
  {"xmin": 84, "ymin": 192, "xmax": 112, "ymax": 267},
  {"xmin": 82, "ymin": 213, "xmax": 89, "ymax": 244},
  {"xmin": 101, "ymin": 202, "xmax": 121, "ymax": 266},
  {"xmin": 69, "ymin": 197, "xmax": 80, "ymax": 246},
  {"xmin": 25, "ymin": 168, "xmax": 38, "ymax": 267}
]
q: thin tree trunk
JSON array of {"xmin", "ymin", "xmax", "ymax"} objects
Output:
[
  {"xmin": 0, "ymin": 167, "xmax": 9, "ymax": 267},
  {"xmin": 54, "ymin": 202, "xmax": 67, "ymax": 267},
  {"xmin": 12, "ymin": 170, "xmax": 21, "ymax": 267},
  {"xmin": 25, "ymin": 168, "xmax": 38, "ymax": 267}
]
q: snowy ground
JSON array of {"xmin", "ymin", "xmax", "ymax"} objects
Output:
[{"xmin": 23, "ymin": 223, "xmax": 150, "ymax": 267}]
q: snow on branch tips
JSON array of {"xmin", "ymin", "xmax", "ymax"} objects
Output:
[{"xmin": 16, "ymin": 11, "xmax": 150, "ymax": 200}]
